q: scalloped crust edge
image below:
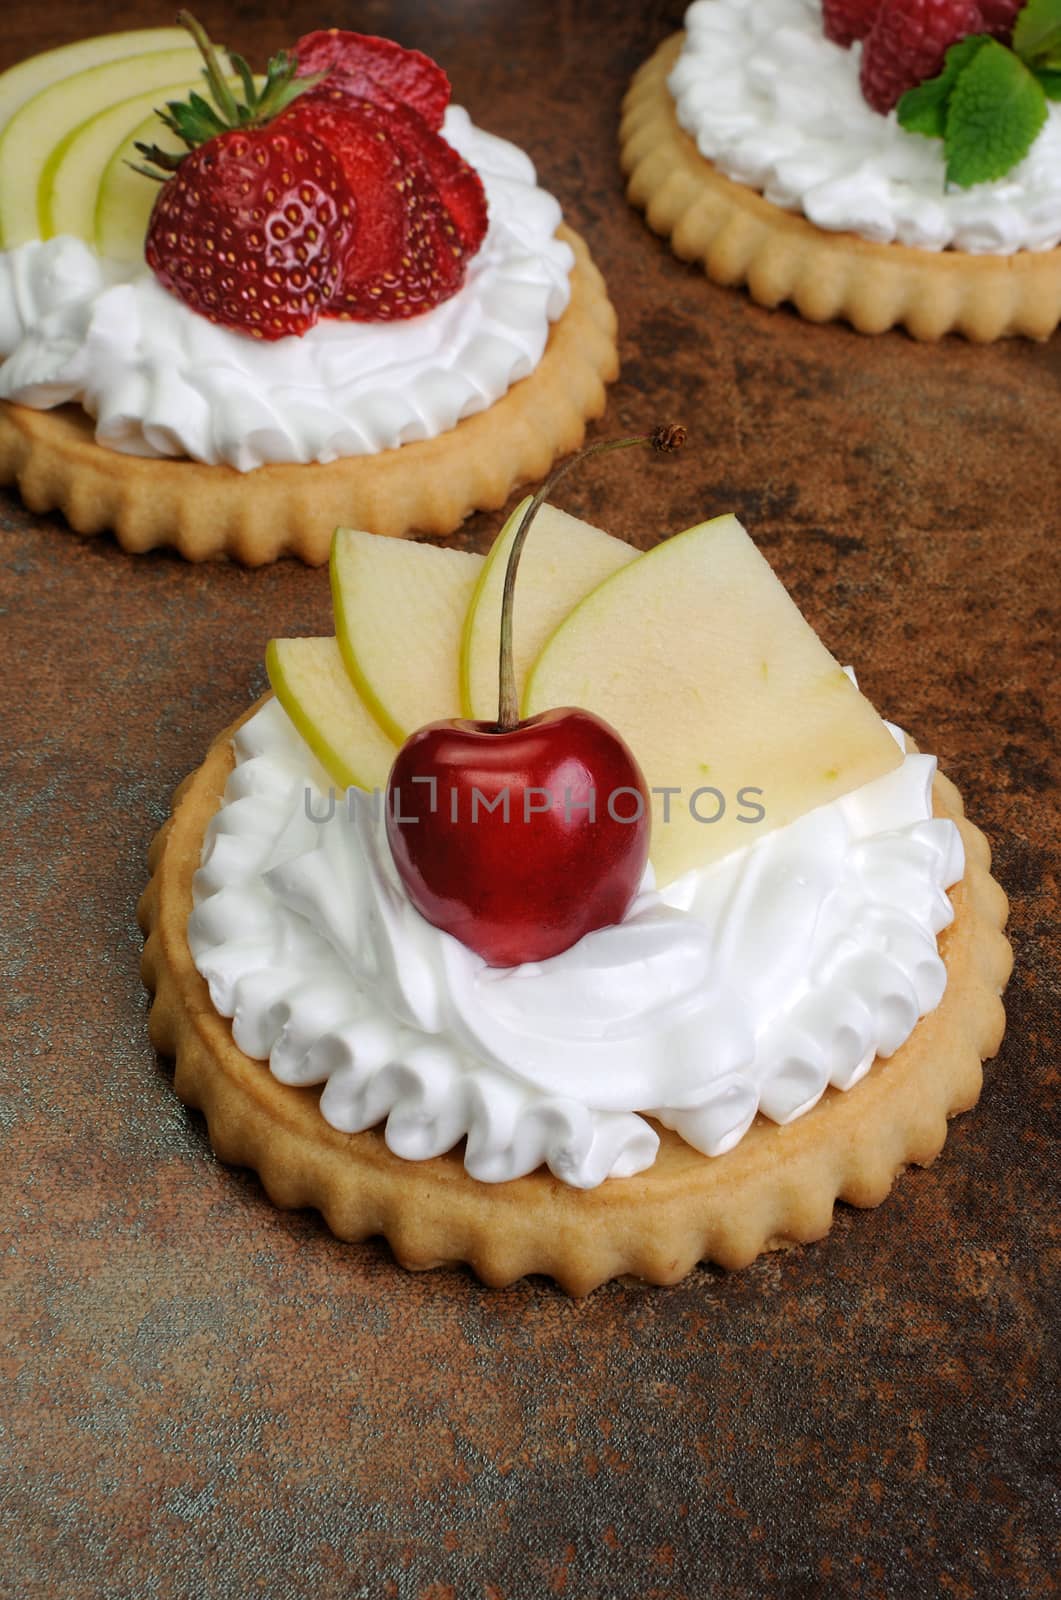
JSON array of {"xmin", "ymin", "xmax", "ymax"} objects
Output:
[
  {"xmin": 139, "ymin": 701, "xmax": 1012, "ymax": 1294},
  {"xmin": 0, "ymin": 226, "xmax": 618, "ymax": 563},
  {"xmin": 620, "ymin": 34, "xmax": 1061, "ymax": 343}
]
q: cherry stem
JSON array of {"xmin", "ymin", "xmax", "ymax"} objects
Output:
[{"xmin": 495, "ymin": 424, "xmax": 686, "ymax": 731}]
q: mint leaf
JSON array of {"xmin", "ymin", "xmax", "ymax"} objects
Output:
[
  {"xmin": 1035, "ymin": 65, "xmax": 1061, "ymax": 96},
  {"xmin": 898, "ymin": 36, "xmax": 990, "ymax": 137},
  {"xmin": 1013, "ymin": 0, "xmax": 1061, "ymax": 65},
  {"xmin": 945, "ymin": 38, "xmax": 1048, "ymax": 186}
]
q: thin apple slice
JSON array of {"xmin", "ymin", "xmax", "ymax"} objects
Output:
[
  {"xmin": 0, "ymin": 45, "xmax": 201, "ymax": 247},
  {"xmin": 266, "ymin": 637, "xmax": 398, "ymax": 792},
  {"xmin": 331, "ymin": 530, "xmax": 484, "ymax": 743},
  {"xmin": 459, "ymin": 498, "xmax": 639, "ymax": 720},
  {"xmin": 96, "ymin": 105, "xmax": 181, "ymax": 262},
  {"xmin": 524, "ymin": 513, "xmax": 904, "ymax": 885},
  {"xmin": 40, "ymin": 80, "xmax": 201, "ymax": 243},
  {"xmin": 96, "ymin": 101, "xmax": 189, "ymax": 263},
  {"xmin": 0, "ymin": 27, "xmax": 189, "ymax": 135}
]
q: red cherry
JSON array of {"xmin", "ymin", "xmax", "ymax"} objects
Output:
[
  {"xmin": 385, "ymin": 425, "xmax": 686, "ymax": 968},
  {"xmin": 386, "ymin": 709, "xmax": 651, "ymax": 967}
]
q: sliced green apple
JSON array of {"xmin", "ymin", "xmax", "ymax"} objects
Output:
[
  {"xmin": 459, "ymin": 498, "xmax": 640, "ymax": 721},
  {"xmin": 331, "ymin": 530, "xmax": 484, "ymax": 744},
  {"xmin": 96, "ymin": 102, "xmax": 189, "ymax": 263},
  {"xmin": 39, "ymin": 80, "xmax": 202, "ymax": 243},
  {"xmin": 0, "ymin": 27, "xmax": 189, "ymax": 135},
  {"xmin": 0, "ymin": 45, "xmax": 201, "ymax": 247},
  {"xmin": 266, "ymin": 637, "xmax": 398, "ymax": 793},
  {"xmin": 524, "ymin": 514, "xmax": 904, "ymax": 884}
]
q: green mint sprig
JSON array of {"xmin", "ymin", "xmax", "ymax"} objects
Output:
[{"xmin": 897, "ymin": 0, "xmax": 1061, "ymax": 186}]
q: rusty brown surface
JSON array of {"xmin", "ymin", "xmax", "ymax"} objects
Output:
[{"xmin": 1, "ymin": 2, "xmax": 1058, "ymax": 1596}]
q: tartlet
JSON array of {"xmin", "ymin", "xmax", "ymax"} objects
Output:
[
  {"xmin": 140, "ymin": 697, "xmax": 1011, "ymax": 1296},
  {"xmin": 0, "ymin": 25, "xmax": 618, "ymax": 560},
  {"xmin": 620, "ymin": 31, "xmax": 1061, "ymax": 341}
]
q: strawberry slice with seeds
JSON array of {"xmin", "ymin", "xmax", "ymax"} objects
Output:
[
  {"xmin": 381, "ymin": 99, "xmax": 488, "ymax": 254},
  {"xmin": 145, "ymin": 126, "xmax": 357, "ymax": 339},
  {"xmin": 295, "ymin": 85, "xmax": 487, "ymax": 259},
  {"xmin": 293, "ymin": 30, "xmax": 484, "ymax": 260},
  {"xmin": 286, "ymin": 95, "xmax": 467, "ymax": 320},
  {"xmin": 293, "ymin": 29, "xmax": 450, "ymax": 129},
  {"xmin": 291, "ymin": 66, "xmax": 485, "ymax": 251}
]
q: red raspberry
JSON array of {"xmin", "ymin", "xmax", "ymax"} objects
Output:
[
  {"xmin": 976, "ymin": 0, "xmax": 1021, "ymax": 37},
  {"xmin": 822, "ymin": 0, "xmax": 884, "ymax": 47},
  {"xmin": 860, "ymin": 0, "xmax": 986, "ymax": 113}
]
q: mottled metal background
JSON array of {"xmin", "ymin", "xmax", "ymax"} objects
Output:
[{"xmin": 1, "ymin": 2, "xmax": 1058, "ymax": 1596}]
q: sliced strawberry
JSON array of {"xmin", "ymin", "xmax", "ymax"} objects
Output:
[
  {"xmin": 377, "ymin": 100, "xmax": 488, "ymax": 254},
  {"xmin": 293, "ymin": 29, "xmax": 450, "ymax": 129},
  {"xmin": 292, "ymin": 53, "xmax": 484, "ymax": 250},
  {"xmin": 145, "ymin": 125, "xmax": 357, "ymax": 339},
  {"xmin": 294, "ymin": 85, "xmax": 487, "ymax": 257},
  {"xmin": 296, "ymin": 58, "xmax": 403, "ymax": 116},
  {"xmin": 284, "ymin": 95, "xmax": 467, "ymax": 320}
]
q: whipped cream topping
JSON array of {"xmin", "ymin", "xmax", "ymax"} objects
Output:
[
  {"xmin": 187, "ymin": 694, "xmax": 964, "ymax": 1189},
  {"xmin": 0, "ymin": 107, "xmax": 573, "ymax": 470},
  {"xmin": 670, "ymin": 0, "xmax": 1061, "ymax": 254}
]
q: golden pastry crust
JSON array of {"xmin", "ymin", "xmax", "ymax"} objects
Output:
[
  {"xmin": 139, "ymin": 700, "xmax": 1012, "ymax": 1294},
  {"xmin": 0, "ymin": 226, "xmax": 618, "ymax": 563},
  {"xmin": 620, "ymin": 34, "xmax": 1061, "ymax": 343}
]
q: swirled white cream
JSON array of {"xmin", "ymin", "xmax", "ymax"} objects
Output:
[
  {"xmin": 0, "ymin": 107, "xmax": 573, "ymax": 470},
  {"xmin": 187, "ymin": 692, "xmax": 964, "ymax": 1189},
  {"xmin": 670, "ymin": 0, "xmax": 1061, "ymax": 253}
]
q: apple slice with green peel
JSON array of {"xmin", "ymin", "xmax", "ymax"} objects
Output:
[
  {"xmin": 267, "ymin": 637, "xmax": 398, "ymax": 793},
  {"xmin": 0, "ymin": 27, "xmax": 189, "ymax": 135},
  {"xmin": 96, "ymin": 102, "xmax": 190, "ymax": 263},
  {"xmin": 524, "ymin": 513, "xmax": 904, "ymax": 885},
  {"xmin": 0, "ymin": 46, "xmax": 202, "ymax": 247},
  {"xmin": 459, "ymin": 498, "xmax": 639, "ymax": 720},
  {"xmin": 39, "ymin": 80, "xmax": 204, "ymax": 243},
  {"xmin": 331, "ymin": 530, "xmax": 484, "ymax": 744}
]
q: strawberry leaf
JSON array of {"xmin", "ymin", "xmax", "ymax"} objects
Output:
[
  {"xmin": 1013, "ymin": 0, "xmax": 1061, "ymax": 65},
  {"xmin": 186, "ymin": 91, "xmax": 227, "ymax": 136},
  {"xmin": 134, "ymin": 14, "xmax": 324, "ymax": 180},
  {"xmin": 944, "ymin": 37, "xmax": 1048, "ymax": 186},
  {"xmin": 898, "ymin": 35, "xmax": 990, "ymax": 137},
  {"xmin": 227, "ymin": 50, "xmax": 257, "ymax": 109}
]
